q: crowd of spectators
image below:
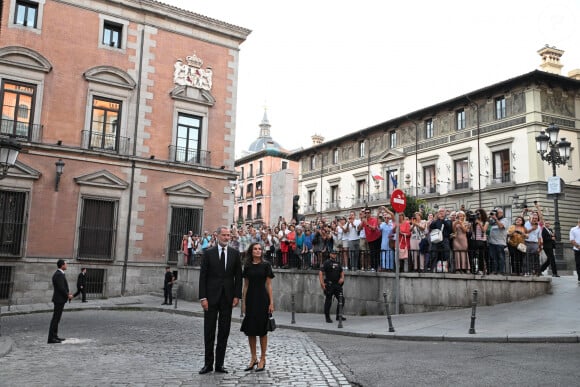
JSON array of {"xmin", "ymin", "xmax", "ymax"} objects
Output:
[{"xmin": 181, "ymin": 202, "xmax": 557, "ymax": 277}]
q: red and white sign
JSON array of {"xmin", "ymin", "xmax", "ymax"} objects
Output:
[{"xmin": 390, "ymin": 189, "xmax": 407, "ymax": 213}]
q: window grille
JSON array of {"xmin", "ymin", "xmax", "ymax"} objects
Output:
[
  {"xmin": 0, "ymin": 190, "xmax": 26, "ymax": 256},
  {"xmin": 167, "ymin": 207, "xmax": 202, "ymax": 263},
  {"xmin": 78, "ymin": 199, "xmax": 116, "ymax": 260}
]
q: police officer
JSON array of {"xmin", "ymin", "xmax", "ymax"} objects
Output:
[{"xmin": 319, "ymin": 249, "xmax": 345, "ymax": 323}]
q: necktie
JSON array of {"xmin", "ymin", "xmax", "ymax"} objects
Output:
[{"xmin": 221, "ymin": 248, "xmax": 226, "ymax": 269}]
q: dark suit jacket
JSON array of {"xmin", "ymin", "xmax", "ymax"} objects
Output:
[
  {"xmin": 199, "ymin": 245, "xmax": 242, "ymax": 306},
  {"xmin": 52, "ymin": 270, "xmax": 69, "ymax": 304},
  {"xmin": 541, "ymin": 227, "xmax": 554, "ymax": 250},
  {"xmin": 77, "ymin": 272, "xmax": 86, "ymax": 288}
]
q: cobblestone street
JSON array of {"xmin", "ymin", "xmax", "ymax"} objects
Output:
[{"xmin": 1, "ymin": 310, "xmax": 351, "ymax": 386}]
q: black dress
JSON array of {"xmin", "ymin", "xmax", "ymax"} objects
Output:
[{"xmin": 241, "ymin": 261, "xmax": 275, "ymax": 337}]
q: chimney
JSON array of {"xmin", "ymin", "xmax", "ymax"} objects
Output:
[
  {"xmin": 311, "ymin": 134, "xmax": 324, "ymax": 146},
  {"xmin": 568, "ymin": 69, "xmax": 580, "ymax": 80},
  {"xmin": 537, "ymin": 44, "xmax": 564, "ymax": 75}
]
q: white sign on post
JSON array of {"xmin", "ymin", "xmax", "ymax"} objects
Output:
[{"xmin": 547, "ymin": 176, "xmax": 561, "ymax": 194}]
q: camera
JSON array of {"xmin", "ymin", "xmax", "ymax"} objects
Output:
[
  {"xmin": 489, "ymin": 210, "xmax": 497, "ymax": 216},
  {"xmin": 466, "ymin": 211, "xmax": 478, "ymax": 222}
]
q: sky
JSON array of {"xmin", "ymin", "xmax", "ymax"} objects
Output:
[{"xmin": 162, "ymin": 0, "xmax": 580, "ymax": 157}]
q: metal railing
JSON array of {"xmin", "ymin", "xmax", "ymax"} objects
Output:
[
  {"xmin": 1, "ymin": 119, "xmax": 43, "ymax": 142},
  {"xmin": 168, "ymin": 146, "xmax": 211, "ymax": 167},
  {"xmin": 81, "ymin": 130, "xmax": 131, "ymax": 155}
]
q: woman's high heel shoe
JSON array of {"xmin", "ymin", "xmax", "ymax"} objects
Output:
[
  {"xmin": 244, "ymin": 359, "xmax": 258, "ymax": 372},
  {"xmin": 255, "ymin": 358, "xmax": 266, "ymax": 372}
]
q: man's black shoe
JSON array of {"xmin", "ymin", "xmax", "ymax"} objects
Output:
[
  {"xmin": 56, "ymin": 337, "xmax": 66, "ymax": 341},
  {"xmin": 336, "ymin": 317, "xmax": 346, "ymax": 321},
  {"xmin": 161, "ymin": 302, "xmax": 168, "ymax": 305},
  {"xmin": 325, "ymin": 317, "xmax": 333, "ymax": 323},
  {"xmin": 199, "ymin": 365, "xmax": 213, "ymax": 374},
  {"xmin": 47, "ymin": 339, "xmax": 61, "ymax": 344},
  {"xmin": 553, "ymin": 274, "xmax": 560, "ymax": 277},
  {"xmin": 168, "ymin": 302, "xmax": 172, "ymax": 305},
  {"xmin": 215, "ymin": 367, "xmax": 228, "ymax": 373}
]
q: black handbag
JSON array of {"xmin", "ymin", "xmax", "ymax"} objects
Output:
[{"xmin": 267, "ymin": 313, "xmax": 276, "ymax": 332}]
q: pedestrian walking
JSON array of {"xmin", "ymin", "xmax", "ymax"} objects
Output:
[
  {"xmin": 73, "ymin": 267, "xmax": 87, "ymax": 302},
  {"xmin": 47, "ymin": 259, "xmax": 72, "ymax": 344}
]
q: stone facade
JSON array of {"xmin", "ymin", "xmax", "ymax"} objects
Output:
[{"xmin": 0, "ymin": 0, "xmax": 250, "ymax": 304}]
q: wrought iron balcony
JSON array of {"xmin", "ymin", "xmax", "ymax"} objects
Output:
[
  {"xmin": 488, "ymin": 172, "xmax": 513, "ymax": 185},
  {"xmin": 1, "ymin": 118, "xmax": 43, "ymax": 142},
  {"xmin": 81, "ymin": 130, "xmax": 131, "ymax": 155},
  {"xmin": 168, "ymin": 145, "xmax": 211, "ymax": 166}
]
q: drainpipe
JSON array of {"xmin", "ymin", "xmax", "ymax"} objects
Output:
[
  {"xmin": 465, "ymin": 96, "xmax": 482, "ymax": 208},
  {"xmin": 121, "ymin": 28, "xmax": 145, "ymax": 296}
]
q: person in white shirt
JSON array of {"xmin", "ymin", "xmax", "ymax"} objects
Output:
[
  {"xmin": 569, "ymin": 218, "xmax": 580, "ymax": 283},
  {"xmin": 346, "ymin": 211, "xmax": 361, "ymax": 271}
]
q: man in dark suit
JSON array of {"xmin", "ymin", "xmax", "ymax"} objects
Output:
[
  {"xmin": 48, "ymin": 259, "xmax": 72, "ymax": 344},
  {"xmin": 198, "ymin": 226, "xmax": 242, "ymax": 374},
  {"xmin": 162, "ymin": 266, "xmax": 174, "ymax": 305},
  {"xmin": 540, "ymin": 221, "xmax": 559, "ymax": 277},
  {"xmin": 73, "ymin": 267, "xmax": 87, "ymax": 302}
]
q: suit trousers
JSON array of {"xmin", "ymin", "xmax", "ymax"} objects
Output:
[
  {"xmin": 48, "ymin": 302, "xmax": 65, "ymax": 341},
  {"xmin": 203, "ymin": 292, "xmax": 233, "ymax": 368}
]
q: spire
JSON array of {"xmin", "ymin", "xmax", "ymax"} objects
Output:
[{"xmin": 259, "ymin": 108, "xmax": 271, "ymax": 138}]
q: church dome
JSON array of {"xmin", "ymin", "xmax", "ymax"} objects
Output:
[{"xmin": 246, "ymin": 109, "xmax": 284, "ymax": 153}]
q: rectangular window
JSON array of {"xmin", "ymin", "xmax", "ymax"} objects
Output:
[
  {"xmin": 310, "ymin": 155, "xmax": 316, "ymax": 170},
  {"xmin": 330, "ymin": 185, "xmax": 338, "ymax": 206},
  {"xmin": 237, "ymin": 207, "xmax": 243, "ymax": 221},
  {"xmin": 248, "ymin": 163, "xmax": 253, "ymax": 177},
  {"xmin": 14, "ymin": 1, "xmax": 38, "ymax": 28},
  {"xmin": 90, "ymin": 97, "xmax": 120, "ymax": 151},
  {"xmin": 308, "ymin": 190, "xmax": 316, "ymax": 206},
  {"xmin": 78, "ymin": 198, "xmax": 117, "ymax": 261},
  {"xmin": 495, "ymin": 96, "xmax": 506, "ymax": 119},
  {"xmin": 425, "ymin": 119, "xmax": 434, "ymax": 139},
  {"xmin": 281, "ymin": 161, "xmax": 288, "ymax": 170},
  {"xmin": 256, "ymin": 203, "xmax": 262, "ymax": 219},
  {"xmin": 454, "ymin": 158, "xmax": 469, "ymax": 189},
  {"xmin": 492, "ymin": 149, "xmax": 511, "ymax": 183},
  {"xmin": 0, "ymin": 80, "xmax": 36, "ymax": 139},
  {"xmin": 175, "ymin": 113, "xmax": 201, "ymax": 163},
  {"xmin": 103, "ymin": 21, "xmax": 122, "ymax": 48},
  {"xmin": 0, "ymin": 266, "xmax": 14, "ymax": 300},
  {"xmin": 332, "ymin": 148, "xmax": 339, "ymax": 164},
  {"xmin": 359, "ymin": 141, "xmax": 365, "ymax": 158},
  {"xmin": 423, "ymin": 165, "xmax": 436, "ymax": 193},
  {"xmin": 356, "ymin": 180, "xmax": 366, "ymax": 199},
  {"xmin": 256, "ymin": 181, "xmax": 263, "ymax": 196},
  {"xmin": 386, "ymin": 170, "xmax": 398, "ymax": 195},
  {"xmin": 0, "ymin": 190, "xmax": 26, "ymax": 256},
  {"xmin": 84, "ymin": 268, "xmax": 106, "ymax": 298},
  {"xmin": 258, "ymin": 161, "xmax": 263, "ymax": 175},
  {"xmin": 389, "ymin": 131, "xmax": 397, "ymax": 148},
  {"xmin": 240, "ymin": 167, "xmax": 244, "ymax": 180},
  {"xmin": 167, "ymin": 207, "xmax": 202, "ymax": 263},
  {"xmin": 456, "ymin": 109, "xmax": 465, "ymax": 130},
  {"xmin": 246, "ymin": 183, "xmax": 253, "ymax": 198},
  {"xmin": 246, "ymin": 205, "xmax": 252, "ymax": 220}
]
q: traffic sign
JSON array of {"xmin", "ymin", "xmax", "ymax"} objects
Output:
[{"xmin": 390, "ymin": 189, "xmax": 407, "ymax": 213}]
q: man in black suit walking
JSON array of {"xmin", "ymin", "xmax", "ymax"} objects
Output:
[
  {"xmin": 73, "ymin": 267, "xmax": 87, "ymax": 302},
  {"xmin": 198, "ymin": 226, "xmax": 242, "ymax": 374},
  {"xmin": 48, "ymin": 259, "xmax": 72, "ymax": 344}
]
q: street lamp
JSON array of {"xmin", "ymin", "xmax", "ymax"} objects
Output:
[
  {"xmin": 534, "ymin": 123, "xmax": 571, "ymax": 266},
  {"xmin": 0, "ymin": 137, "xmax": 22, "ymax": 179}
]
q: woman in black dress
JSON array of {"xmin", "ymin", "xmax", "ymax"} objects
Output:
[{"xmin": 241, "ymin": 242, "xmax": 275, "ymax": 372}]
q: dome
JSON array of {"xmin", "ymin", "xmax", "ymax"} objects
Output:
[{"xmin": 246, "ymin": 108, "xmax": 284, "ymax": 153}]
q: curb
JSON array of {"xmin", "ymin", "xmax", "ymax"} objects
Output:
[{"xmin": 2, "ymin": 304, "xmax": 578, "ymax": 345}]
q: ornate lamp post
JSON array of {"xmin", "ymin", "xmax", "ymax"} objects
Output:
[
  {"xmin": 534, "ymin": 123, "xmax": 571, "ymax": 266},
  {"xmin": 0, "ymin": 137, "xmax": 22, "ymax": 179}
]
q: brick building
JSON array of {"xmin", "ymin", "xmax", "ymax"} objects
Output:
[{"xmin": 0, "ymin": 0, "xmax": 250, "ymax": 303}]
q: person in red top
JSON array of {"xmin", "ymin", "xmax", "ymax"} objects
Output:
[
  {"xmin": 361, "ymin": 208, "xmax": 381, "ymax": 270},
  {"xmin": 397, "ymin": 213, "xmax": 411, "ymax": 272}
]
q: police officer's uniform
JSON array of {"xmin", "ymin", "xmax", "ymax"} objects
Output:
[{"xmin": 319, "ymin": 251, "xmax": 345, "ymax": 323}]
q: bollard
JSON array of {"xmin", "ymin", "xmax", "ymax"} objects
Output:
[
  {"xmin": 291, "ymin": 293, "xmax": 296, "ymax": 324},
  {"xmin": 468, "ymin": 289, "xmax": 478, "ymax": 334},
  {"xmin": 337, "ymin": 291, "xmax": 344, "ymax": 329},
  {"xmin": 383, "ymin": 291, "xmax": 395, "ymax": 332}
]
